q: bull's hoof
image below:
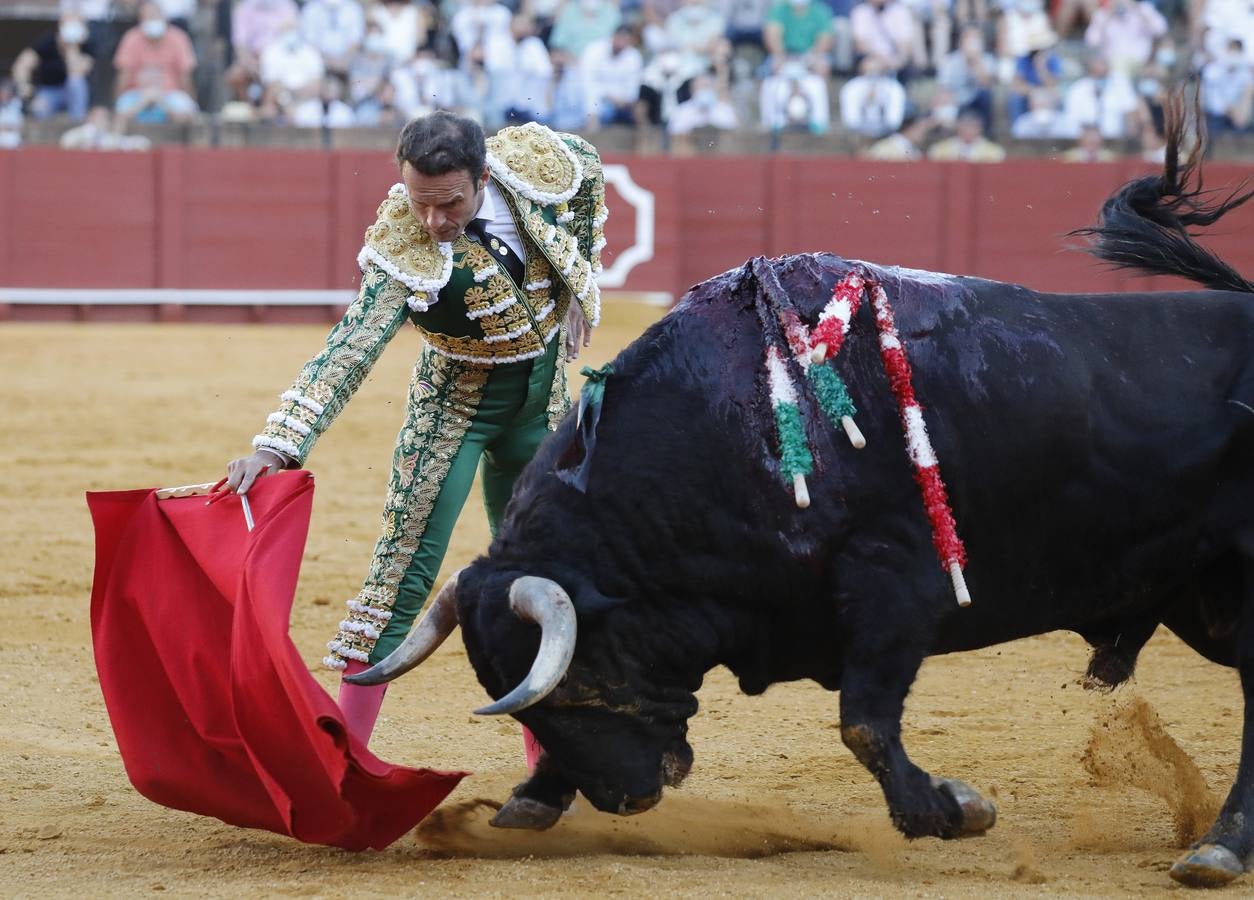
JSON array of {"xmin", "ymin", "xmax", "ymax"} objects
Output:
[
  {"xmin": 931, "ymin": 776, "xmax": 997, "ymax": 837},
  {"xmin": 489, "ymin": 796, "xmax": 564, "ymax": 830},
  {"xmin": 1169, "ymin": 843, "xmax": 1245, "ymax": 888}
]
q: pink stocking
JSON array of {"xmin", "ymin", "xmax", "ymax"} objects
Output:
[
  {"xmin": 522, "ymin": 726, "xmax": 543, "ymax": 772},
  {"xmin": 337, "ymin": 660, "xmax": 388, "ymax": 745}
]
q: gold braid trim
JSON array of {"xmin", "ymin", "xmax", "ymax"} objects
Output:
[{"xmin": 324, "ymin": 349, "xmax": 489, "ymax": 669}]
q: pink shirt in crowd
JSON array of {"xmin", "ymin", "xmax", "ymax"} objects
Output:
[
  {"xmin": 114, "ymin": 26, "xmax": 197, "ymax": 93},
  {"xmin": 850, "ymin": 1, "xmax": 917, "ymax": 64},
  {"xmin": 233, "ymin": 0, "xmax": 301, "ymax": 58}
]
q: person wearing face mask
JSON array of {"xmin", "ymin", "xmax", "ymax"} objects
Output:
[
  {"xmin": 112, "ymin": 1, "xmax": 199, "ymax": 121},
  {"xmin": 346, "ymin": 22, "xmax": 396, "ymax": 120},
  {"xmin": 666, "ymin": 69, "xmax": 738, "ymax": 151},
  {"xmin": 214, "ymin": 112, "xmax": 608, "ymax": 764},
  {"xmin": 760, "ymin": 0, "xmax": 834, "ymax": 133},
  {"xmin": 11, "ymin": 11, "xmax": 96, "ymax": 121},
  {"xmin": 849, "ymin": 0, "xmax": 926, "ymax": 80},
  {"xmin": 227, "ymin": 0, "xmax": 300, "ymax": 104},
  {"xmin": 1201, "ymin": 38, "xmax": 1254, "ymax": 134}
]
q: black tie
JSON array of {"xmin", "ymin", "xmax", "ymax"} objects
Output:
[{"xmin": 465, "ymin": 218, "xmax": 526, "ymax": 286}]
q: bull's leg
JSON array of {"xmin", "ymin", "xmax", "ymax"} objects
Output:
[
  {"xmin": 1170, "ymin": 606, "xmax": 1254, "ymax": 888},
  {"xmin": 839, "ymin": 639, "xmax": 996, "ymax": 840},
  {"xmin": 490, "ymin": 752, "xmax": 577, "ymax": 830}
]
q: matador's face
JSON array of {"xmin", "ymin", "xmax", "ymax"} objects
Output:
[{"xmin": 400, "ymin": 163, "xmax": 490, "ymax": 244}]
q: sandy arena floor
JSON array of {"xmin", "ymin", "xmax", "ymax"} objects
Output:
[{"xmin": 0, "ymin": 302, "xmax": 1244, "ymax": 898}]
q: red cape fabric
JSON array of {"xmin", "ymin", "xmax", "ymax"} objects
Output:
[{"xmin": 87, "ymin": 471, "xmax": 467, "ymax": 851}]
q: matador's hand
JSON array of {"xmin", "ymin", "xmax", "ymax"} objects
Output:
[
  {"xmin": 213, "ymin": 449, "xmax": 285, "ymax": 497},
  {"xmin": 565, "ymin": 304, "xmax": 591, "ymax": 360}
]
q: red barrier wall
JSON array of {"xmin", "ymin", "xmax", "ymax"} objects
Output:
[{"xmin": 3, "ymin": 147, "xmax": 1254, "ymax": 312}]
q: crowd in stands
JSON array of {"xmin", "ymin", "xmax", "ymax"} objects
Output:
[{"xmin": 3, "ymin": 0, "xmax": 1253, "ymax": 157}]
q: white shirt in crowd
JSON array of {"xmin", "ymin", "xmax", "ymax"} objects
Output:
[
  {"xmin": 292, "ymin": 96, "xmax": 356, "ymax": 127},
  {"xmin": 390, "ymin": 59, "xmax": 476, "ymax": 118},
  {"xmin": 261, "ymin": 35, "xmax": 326, "ymax": 91},
  {"xmin": 370, "ymin": 1, "xmax": 423, "ymax": 62},
  {"xmin": 302, "ymin": 0, "xmax": 367, "ymax": 62},
  {"xmin": 502, "ymin": 35, "xmax": 555, "ymax": 116},
  {"xmin": 839, "ymin": 73, "xmax": 907, "ymax": 136},
  {"xmin": 1062, "ymin": 72, "xmax": 1139, "ymax": 138},
  {"xmin": 450, "ymin": 1, "xmax": 514, "ymax": 64},
  {"xmin": 582, "ymin": 38, "xmax": 643, "ymax": 118}
]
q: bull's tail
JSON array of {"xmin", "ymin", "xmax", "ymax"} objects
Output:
[{"xmin": 1070, "ymin": 91, "xmax": 1254, "ymax": 294}]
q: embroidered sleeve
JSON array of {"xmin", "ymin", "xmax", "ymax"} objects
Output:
[
  {"xmin": 252, "ymin": 265, "xmax": 412, "ymax": 465},
  {"xmin": 561, "ymin": 133, "xmax": 607, "ymax": 329}
]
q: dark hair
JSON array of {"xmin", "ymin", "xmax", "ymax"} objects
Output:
[{"xmin": 395, "ymin": 111, "xmax": 486, "ymax": 184}]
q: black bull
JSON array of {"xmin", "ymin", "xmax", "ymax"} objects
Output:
[{"xmin": 352, "ymin": 153, "xmax": 1254, "ymax": 887}]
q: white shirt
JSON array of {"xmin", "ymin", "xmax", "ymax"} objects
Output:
[
  {"xmin": 301, "ymin": 0, "xmax": 366, "ymax": 61},
  {"xmin": 260, "ymin": 40, "xmax": 326, "ymax": 91},
  {"xmin": 582, "ymin": 39, "xmax": 644, "ymax": 114},
  {"xmin": 471, "ymin": 180, "xmax": 526, "ymax": 263}
]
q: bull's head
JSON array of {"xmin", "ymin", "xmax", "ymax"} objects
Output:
[{"xmin": 344, "ymin": 564, "xmax": 697, "ymax": 828}]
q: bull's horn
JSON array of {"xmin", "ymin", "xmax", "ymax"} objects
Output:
[
  {"xmin": 474, "ymin": 576, "xmax": 577, "ymax": 716},
  {"xmin": 342, "ymin": 570, "xmax": 463, "ymax": 686}
]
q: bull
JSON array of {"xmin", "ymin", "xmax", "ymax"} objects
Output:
[{"xmin": 349, "ymin": 110, "xmax": 1254, "ymax": 887}]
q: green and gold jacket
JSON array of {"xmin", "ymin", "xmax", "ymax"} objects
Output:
[{"xmin": 251, "ymin": 123, "xmax": 608, "ymax": 465}]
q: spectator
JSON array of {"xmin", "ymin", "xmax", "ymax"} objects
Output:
[
  {"xmin": 1010, "ymin": 85, "xmax": 1071, "ymax": 137},
  {"xmin": 451, "ymin": 0, "xmax": 515, "ymax": 71},
  {"xmin": 301, "ymin": 0, "xmax": 366, "ymax": 78},
  {"xmin": 59, "ymin": 104, "xmax": 152, "ymax": 148},
  {"xmin": 1084, "ymin": 0, "xmax": 1166, "ymax": 75},
  {"xmin": 667, "ymin": 70, "xmax": 738, "ymax": 146},
  {"xmin": 549, "ymin": 0, "xmax": 623, "ymax": 60},
  {"xmin": 547, "ymin": 49, "xmax": 591, "ymax": 130},
  {"xmin": 500, "ymin": 15, "xmax": 555, "ymax": 124},
  {"xmin": 864, "ymin": 111, "xmax": 936, "ymax": 158},
  {"xmin": 113, "ymin": 2, "xmax": 198, "ymax": 123},
  {"xmin": 927, "ymin": 108, "xmax": 1005, "ymax": 160},
  {"xmin": 0, "ymin": 79, "xmax": 22, "ymax": 148},
  {"xmin": 827, "ymin": 0, "xmax": 858, "ymax": 73},
  {"xmin": 838, "ymin": 56, "xmax": 907, "ymax": 137},
  {"xmin": 389, "ymin": 46, "xmax": 479, "ymax": 118},
  {"xmin": 1201, "ymin": 37, "xmax": 1254, "ymax": 134},
  {"xmin": 76, "ymin": 0, "xmax": 138, "ymax": 104},
  {"xmin": 849, "ymin": 0, "xmax": 924, "ymax": 79},
  {"xmin": 259, "ymin": 18, "xmax": 325, "ymax": 121},
  {"xmin": 1200, "ymin": 0, "xmax": 1254, "ymax": 65},
  {"xmin": 641, "ymin": 0, "xmax": 683, "ymax": 54},
  {"xmin": 11, "ymin": 10, "xmax": 95, "ymax": 121},
  {"xmin": 718, "ymin": 0, "xmax": 774, "ymax": 52},
  {"xmin": 640, "ymin": 47, "xmax": 703, "ymax": 127},
  {"xmin": 997, "ymin": 0, "xmax": 1057, "ymax": 77},
  {"xmin": 226, "ymin": 0, "xmax": 299, "ymax": 104},
  {"xmin": 1063, "ymin": 56, "xmax": 1141, "ymax": 139},
  {"xmin": 1060, "ymin": 122, "xmax": 1117, "ymax": 161},
  {"xmin": 346, "ymin": 21, "xmax": 395, "ymax": 116},
  {"xmin": 292, "ymin": 76, "xmax": 356, "ymax": 126},
  {"xmin": 371, "ymin": 0, "xmax": 433, "ymax": 63},
  {"xmin": 766, "ymin": 0, "xmax": 834, "ymax": 65},
  {"xmin": 1005, "ymin": 42, "xmax": 1063, "ymax": 124},
  {"xmin": 937, "ymin": 23, "xmax": 995, "ymax": 132},
  {"xmin": 900, "ymin": 0, "xmax": 952, "ymax": 70},
  {"xmin": 521, "ymin": 0, "xmax": 565, "ymax": 42},
  {"xmin": 582, "ymin": 26, "xmax": 644, "ymax": 127},
  {"xmin": 759, "ymin": 54, "xmax": 830, "ymax": 132},
  {"xmin": 664, "ymin": 0, "xmax": 732, "ymax": 81}
]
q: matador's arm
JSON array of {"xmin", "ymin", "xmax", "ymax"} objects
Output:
[{"xmin": 252, "ymin": 265, "xmax": 412, "ymax": 467}]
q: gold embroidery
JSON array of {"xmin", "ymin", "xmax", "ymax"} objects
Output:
[
  {"xmin": 363, "ymin": 194, "xmax": 448, "ymax": 286},
  {"xmin": 487, "ymin": 125, "xmax": 579, "ymax": 195},
  {"xmin": 328, "ymin": 350, "xmax": 490, "ymax": 664}
]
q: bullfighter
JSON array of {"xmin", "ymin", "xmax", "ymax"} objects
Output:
[{"xmin": 215, "ymin": 111, "xmax": 608, "ymax": 751}]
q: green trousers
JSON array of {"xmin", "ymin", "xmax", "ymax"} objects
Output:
[{"xmin": 326, "ymin": 339, "xmax": 559, "ymax": 667}]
